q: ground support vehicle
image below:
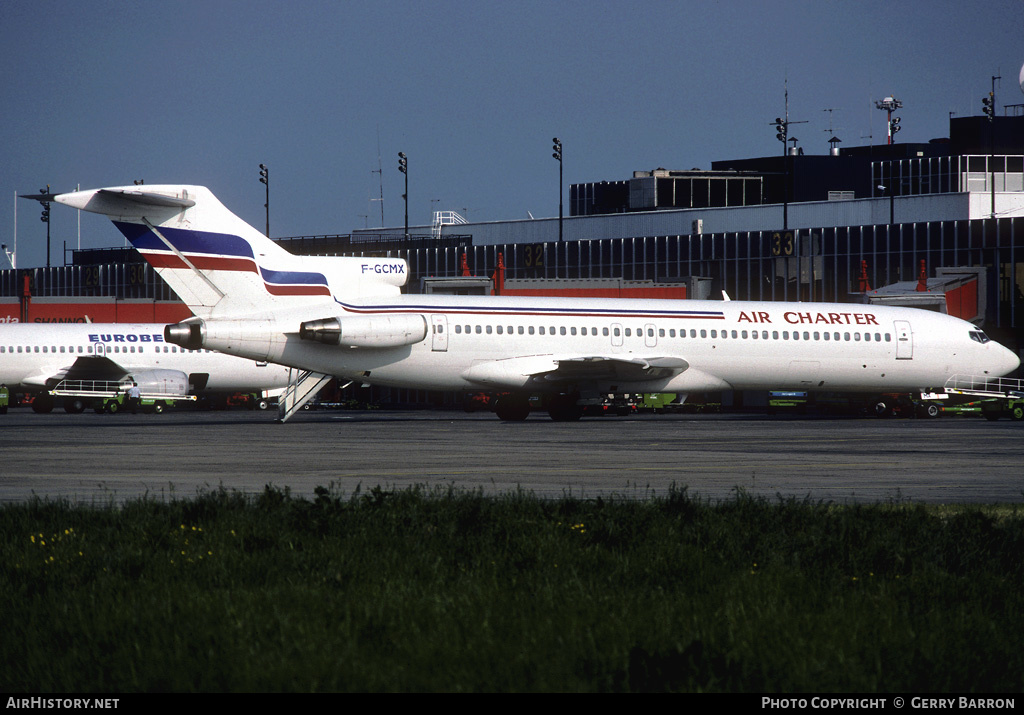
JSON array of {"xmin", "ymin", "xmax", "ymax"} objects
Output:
[
  {"xmin": 943, "ymin": 375, "xmax": 1024, "ymax": 421},
  {"xmin": 46, "ymin": 379, "xmax": 197, "ymax": 414}
]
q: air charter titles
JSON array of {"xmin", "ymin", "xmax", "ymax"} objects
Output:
[
  {"xmin": 762, "ymin": 697, "xmax": 1014, "ymax": 709},
  {"xmin": 738, "ymin": 310, "xmax": 880, "ymax": 326}
]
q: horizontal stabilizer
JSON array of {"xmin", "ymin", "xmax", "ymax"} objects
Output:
[{"xmin": 50, "ymin": 187, "xmax": 195, "ymax": 219}]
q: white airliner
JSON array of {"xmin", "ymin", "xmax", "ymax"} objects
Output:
[
  {"xmin": 36, "ymin": 185, "xmax": 1020, "ymax": 421},
  {"xmin": 0, "ymin": 321, "xmax": 293, "ymax": 413}
]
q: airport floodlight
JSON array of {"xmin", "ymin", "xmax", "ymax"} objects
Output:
[
  {"xmin": 398, "ymin": 152, "xmax": 408, "ymax": 238},
  {"xmin": 875, "ymin": 95, "xmax": 903, "ymax": 145},
  {"xmin": 552, "ymin": 138, "xmax": 563, "ymax": 241},
  {"xmin": 258, "ymin": 164, "xmax": 269, "ymax": 237},
  {"xmin": 774, "ymin": 117, "xmax": 787, "ymax": 144},
  {"xmin": 39, "ymin": 185, "xmax": 52, "ymax": 268},
  {"xmin": 983, "ymin": 93, "xmax": 994, "ymax": 120}
]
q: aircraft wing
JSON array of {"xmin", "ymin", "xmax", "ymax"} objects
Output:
[
  {"xmin": 462, "ymin": 354, "xmax": 689, "ymax": 388},
  {"xmin": 26, "ymin": 356, "xmax": 132, "ymax": 389}
]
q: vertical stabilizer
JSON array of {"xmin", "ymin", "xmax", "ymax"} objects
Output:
[{"xmin": 53, "ymin": 185, "xmax": 409, "ymax": 319}]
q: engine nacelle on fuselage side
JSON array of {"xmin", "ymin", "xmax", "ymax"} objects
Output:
[
  {"xmin": 299, "ymin": 314, "xmax": 428, "ymax": 349},
  {"xmin": 127, "ymin": 369, "xmax": 189, "ymax": 396}
]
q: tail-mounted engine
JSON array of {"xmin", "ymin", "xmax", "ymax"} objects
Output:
[{"xmin": 299, "ymin": 314, "xmax": 427, "ymax": 349}]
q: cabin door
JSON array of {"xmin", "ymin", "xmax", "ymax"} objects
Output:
[
  {"xmin": 894, "ymin": 320, "xmax": 913, "ymax": 359},
  {"xmin": 431, "ymin": 315, "xmax": 449, "ymax": 352}
]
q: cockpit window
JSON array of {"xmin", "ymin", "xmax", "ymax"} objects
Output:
[{"xmin": 969, "ymin": 330, "xmax": 991, "ymax": 344}]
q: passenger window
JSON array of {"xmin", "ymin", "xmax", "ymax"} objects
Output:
[
  {"xmin": 625, "ymin": 328, "xmax": 631, "ymax": 337},
  {"xmin": 570, "ymin": 327, "xmax": 576, "ymax": 336},
  {"xmin": 710, "ymin": 330, "xmax": 717, "ymax": 339},
  {"xmin": 742, "ymin": 330, "xmax": 748, "ymax": 339},
  {"xmin": 560, "ymin": 327, "xmax": 566, "ymax": 336},
  {"xmin": 700, "ymin": 329, "xmax": 707, "ymax": 338},
  {"xmin": 844, "ymin": 333, "xmax": 851, "ymax": 341},
  {"xmin": 475, "ymin": 325, "xmax": 482, "ymax": 334},
  {"xmin": 603, "ymin": 327, "xmax": 609, "ymax": 336},
  {"xmin": 486, "ymin": 325, "xmax": 492, "ymax": 334},
  {"xmin": 772, "ymin": 331, "xmax": 779, "ymax": 340},
  {"xmin": 854, "ymin": 333, "xmax": 861, "ymax": 341},
  {"xmin": 496, "ymin": 326, "xmax": 503, "ymax": 335},
  {"xmin": 518, "ymin": 326, "xmax": 524, "ymax": 335},
  {"xmin": 528, "ymin": 326, "xmax": 535, "ymax": 335}
]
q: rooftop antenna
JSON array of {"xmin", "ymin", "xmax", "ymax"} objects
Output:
[{"xmin": 823, "ymin": 108, "xmax": 842, "ymax": 155}]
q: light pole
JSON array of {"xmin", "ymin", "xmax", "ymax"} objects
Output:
[
  {"xmin": 773, "ymin": 118, "xmax": 789, "ymax": 230},
  {"xmin": 552, "ymin": 138, "xmax": 562, "ymax": 242},
  {"xmin": 983, "ymin": 75, "xmax": 1000, "ymax": 218},
  {"xmin": 39, "ymin": 185, "xmax": 51, "ymax": 268},
  {"xmin": 398, "ymin": 152, "xmax": 408, "ymax": 238},
  {"xmin": 875, "ymin": 95, "xmax": 902, "ymax": 145},
  {"xmin": 259, "ymin": 164, "xmax": 269, "ymax": 237}
]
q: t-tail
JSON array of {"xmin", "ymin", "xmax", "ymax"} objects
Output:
[{"xmin": 52, "ymin": 185, "xmax": 409, "ymax": 320}]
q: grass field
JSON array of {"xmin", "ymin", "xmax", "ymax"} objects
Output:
[{"xmin": 2, "ymin": 484, "xmax": 1022, "ymax": 692}]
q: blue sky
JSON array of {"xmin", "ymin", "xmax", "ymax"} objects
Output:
[{"xmin": 2, "ymin": 0, "xmax": 1022, "ymax": 268}]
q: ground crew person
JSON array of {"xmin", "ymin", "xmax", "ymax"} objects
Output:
[{"xmin": 126, "ymin": 382, "xmax": 142, "ymax": 413}]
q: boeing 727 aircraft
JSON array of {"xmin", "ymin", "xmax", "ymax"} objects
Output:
[
  {"xmin": 0, "ymin": 321, "xmax": 292, "ymax": 412},
  {"xmin": 33, "ymin": 185, "xmax": 1019, "ymax": 421}
]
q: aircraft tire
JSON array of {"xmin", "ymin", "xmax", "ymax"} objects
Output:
[
  {"xmin": 548, "ymin": 394, "xmax": 583, "ymax": 422},
  {"xmin": 495, "ymin": 396, "xmax": 530, "ymax": 422},
  {"xmin": 63, "ymin": 398, "xmax": 86, "ymax": 414},
  {"xmin": 32, "ymin": 395, "xmax": 54, "ymax": 414}
]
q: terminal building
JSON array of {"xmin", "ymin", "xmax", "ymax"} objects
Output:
[{"xmin": 4, "ymin": 112, "xmax": 1024, "ymax": 406}]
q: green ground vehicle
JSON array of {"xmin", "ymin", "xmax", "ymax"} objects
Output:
[
  {"xmin": 981, "ymin": 398, "xmax": 1024, "ymax": 421},
  {"xmin": 46, "ymin": 378, "xmax": 196, "ymax": 414}
]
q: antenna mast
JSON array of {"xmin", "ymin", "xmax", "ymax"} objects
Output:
[{"xmin": 369, "ymin": 127, "xmax": 385, "ymax": 226}]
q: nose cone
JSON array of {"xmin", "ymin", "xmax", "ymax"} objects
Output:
[{"xmin": 994, "ymin": 344, "xmax": 1021, "ymax": 377}]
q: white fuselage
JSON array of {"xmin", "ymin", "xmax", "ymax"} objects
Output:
[
  {"xmin": 0, "ymin": 323, "xmax": 293, "ymax": 392},
  {"xmin": 202, "ymin": 295, "xmax": 1020, "ymax": 396}
]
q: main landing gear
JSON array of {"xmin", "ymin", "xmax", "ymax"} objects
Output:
[
  {"xmin": 492, "ymin": 392, "xmax": 583, "ymax": 422},
  {"xmin": 494, "ymin": 394, "xmax": 531, "ymax": 421}
]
